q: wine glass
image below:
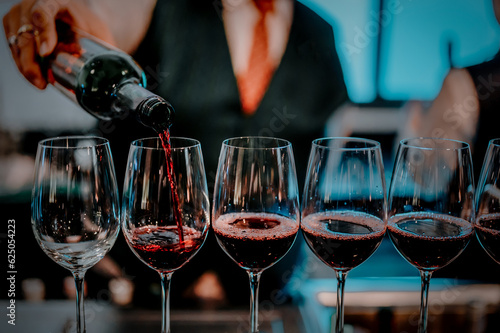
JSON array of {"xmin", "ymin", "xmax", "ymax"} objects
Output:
[
  {"xmin": 387, "ymin": 137, "xmax": 475, "ymax": 333},
  {"xmin": 31, "ymin": 136, "xmax": 120, "ymax": 333},
  {"xmin": 476, "ymin": 138, "xmax": 500, "ymax": 264},
  {"xmin": 212, "ymin": 136, "xmax": 300, "ymax": 333},
  {"xmin": 301, "ymin": 137, "xmax": 387, "ymax": 333},
  {"xmin": 121, "ymin": 137, "xmax": 210, "ymax": 333}
]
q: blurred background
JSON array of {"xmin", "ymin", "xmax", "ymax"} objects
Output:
[{"xmin": 1, "ymin": 0, "xmax": 500, "ymax": 332}]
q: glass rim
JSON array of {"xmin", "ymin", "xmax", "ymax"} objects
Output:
[
  {"xmin": 312, "ymin": 137, "xmax": 381, "ymax": 151},
  {"xmin": 131, "ymin": 136, "xmax": 201, "ymax": 150},
  {"xmin": 38, "ymin": 135, "xmax": 109, "ymax": 148},
  {"xmin": 222, "ymin": 136, "xmax": 292, "ymax": 150},
  {"xmin": 400, "ymin": 137, "xmax": 470, "ymax": 151},
  {"xmin": 488, "ymin": 138, "xmax": 500, "ymax": 148}
]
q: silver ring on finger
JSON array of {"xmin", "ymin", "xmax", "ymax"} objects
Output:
[
  {"xmin": 16, "ymin": 23, "xmax": 39, "ymax": 37},
  {"xmin": 7, "ymin": 34, "xmax": 18, "ymax": 47}
]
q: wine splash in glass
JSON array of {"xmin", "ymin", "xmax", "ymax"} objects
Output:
[{"xmin": 121, "ymin": 137, "xmax": 210, "ymax": 333}]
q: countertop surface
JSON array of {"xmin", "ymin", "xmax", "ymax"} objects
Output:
[
  {"xmin": 2, "ymin": 278, "xmax": 500, "ymax": 333},
  {"xmin": 0, "ymin": 300, "xmax": 306, "ymax": 333}
]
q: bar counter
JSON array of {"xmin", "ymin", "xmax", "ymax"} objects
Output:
[
  {"xmin": 2, "ymin": 278, "xmax": 500, "ymax": 333},
  {"xmin": 0, "ymin": 300, "xmax": 305, "ymax": 333}
]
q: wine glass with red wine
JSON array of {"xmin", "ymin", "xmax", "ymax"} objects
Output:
[
  {"xmin": 476, "ymin": 138, "xmax": 500, "ymax": 265},
  {"xmin": 387, "ymin": 137, "xmax": 475, "ymax": 333},
  {"xmin": 301, "ymin": 137, "xmax": 387, "ymax": 333},
  {"xmin": 121, "ymin": 137, "xmax": 210, "ymax": 333},
  {"xmin": 212, "ymin": 137, "xmax": 300, "ymax": 333},
  {"xmin": 31, "ymin": 136, "xmax": 120, "ymax": 333}
]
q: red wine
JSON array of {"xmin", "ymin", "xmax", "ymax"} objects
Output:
[
  {"xmin": 301, "ymin": 212, "xmax": 385, "ymax": 271},
  {"xmin": 213, "ymin": 213, "xmax": 299, "ymax": 270},
  {"xmin": 45, "ymin": 21, "xmax": 174, "ymax": 131},
  {"xmin": 158, "ymin": 129, "xmax": 184, "ymax": 244},
  {"xmin": 475, "ymin": 213, "xmax": 500, "ymax": 264},
  {"xmin": 388, "ymin": 213, "xmax": 473, "ymax": 270},
  {"xmin": 126, "ymin": 225, "xmax": 205, "ymax": 272}
]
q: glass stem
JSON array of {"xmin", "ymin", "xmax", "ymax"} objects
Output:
[
  {"xmin": 160, "ymin": 272, "xmax": 173, "ymax": 333},
  {"xmin": 418, "ymin": 270, "xmax": 433, "ymax": 333},
  {"xmin": 335, "ymin": 270, "xmax": 348, "ymax": 333},
  {"xmin": 248, "ymin": 270, "xmax": 263, "ymax": 333},
  {"xmin": 73, "ymin": 271, "xmax": 87, "ymax": 333}
]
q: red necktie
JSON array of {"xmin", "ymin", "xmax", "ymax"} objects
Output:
[{"xmin": 237, "ymin": 0, "xmax": 275, "ymax": 116}]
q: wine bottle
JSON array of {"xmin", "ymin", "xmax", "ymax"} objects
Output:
[{"xmin": 43, "ymin": 22, "xmax": 174, "ymax": 131}]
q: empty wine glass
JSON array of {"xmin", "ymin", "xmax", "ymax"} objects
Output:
[
  {"xmin": 301, "ymin": 137, "xmax": 387, "ymax": 333},
  {"xmin": 212, "ymin": 137, "xmax": 300, "ymax": 333},
  {"xmin": 476, "ymin": 138, "xmax": 500, "ymax": 265},
  {"xmin": 387, "ymin": 137, "xmax": 475, "ymax": 333},
  {"xmin": 31, "ymin": 136, "xmax": 120, "ymax": 333},
  {"xmin": 121, "ymin": 137, "xmax": 210, "ymax": 333}
]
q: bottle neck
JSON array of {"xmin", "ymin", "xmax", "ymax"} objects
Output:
[
  {"xmin": 114, "ymin": 81, "xmax": 174, "ymax": 131},
  {"xmin": 113, "ymin": 80, "xmax": 153, "ymax": 115}
]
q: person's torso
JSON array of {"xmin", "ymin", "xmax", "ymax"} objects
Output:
[{"xmin": 134, "ymin": 0, "xmax": 349, "ymax": 184}]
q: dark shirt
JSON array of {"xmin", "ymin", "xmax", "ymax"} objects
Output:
[{"xmin": 467, "ymin": 51, "xmax": 500, "ymax": 180}]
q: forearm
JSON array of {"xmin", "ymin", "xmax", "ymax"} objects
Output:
[{"xmin": 421, "ymin": 68, "xmax": 480, "ymax": 144}]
